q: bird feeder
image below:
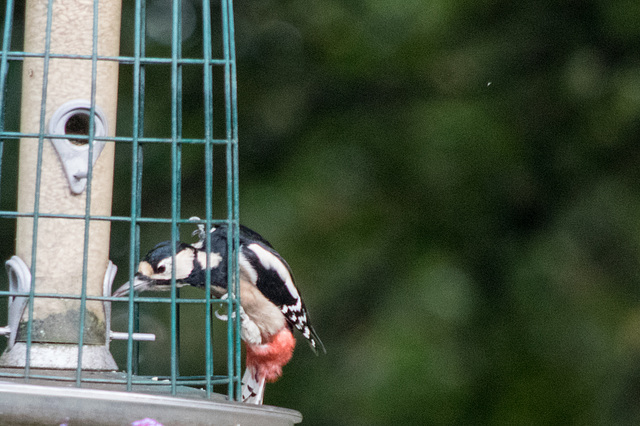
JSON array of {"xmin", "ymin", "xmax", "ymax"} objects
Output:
[{"xmin": 0, "ymin": 0, "xmax": 303, "ymax": 424}]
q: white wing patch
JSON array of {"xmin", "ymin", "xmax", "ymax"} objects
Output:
[
  {"xmin": 248, "ymin": 243, "xmax": 300, "ymax": 300},
  {"xmin": 196, "ymin": 250, "xmax": 223, "ymax": 270},
  {"xmin": 239, "ymin": 252, "xmax": 258, "ymax": 284}
]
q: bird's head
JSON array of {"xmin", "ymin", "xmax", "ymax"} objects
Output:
[{"xmin": 112, "ymin": 241, "xmax": 196, "ymax": 297}]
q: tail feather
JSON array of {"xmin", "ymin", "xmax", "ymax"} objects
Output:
[
  {"xmin": 304, "ymin": 323, "xmax": 326, "ymax": 355},
  {"xmin": 241, "ymin": 365, "xmax": 266, "ymax": 405}
]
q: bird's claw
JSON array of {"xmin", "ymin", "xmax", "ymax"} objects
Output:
[
  {"xmin": 214, "ymin": 295, "xmax": 260, "ymax": 344},
  {"xmin": 214, "ymin": 293, "xmax": 230, "ymax": 321},
  {"xmin": 214, "ymin": 294, "xmax": 248, "ymax": 321},
  {"xmin": 189, "ymin": 216, "xmax": 206, "ymax": 243}
]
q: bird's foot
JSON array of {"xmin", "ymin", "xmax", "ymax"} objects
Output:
[{"xmin": 188, "ymin": 216, "xmax": 206, "ymax": 244}]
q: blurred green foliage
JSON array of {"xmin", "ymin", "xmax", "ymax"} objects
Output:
[
  {"xmin": 225, "ymin": 2, "xmax": 640, "ymax": 423},
  {"xmin": 3, "ymin": 0, "xmax": 640, "ymax": 424}
]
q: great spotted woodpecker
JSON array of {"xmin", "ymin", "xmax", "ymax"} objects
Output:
[{"xmin": 112, "ymin": 219, "xmax": 325, "ymax": 404}]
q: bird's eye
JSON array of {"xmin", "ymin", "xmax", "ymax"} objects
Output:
[{"xmin": 157, "ymin": 265, "xmax": 166, "ymax": 274}]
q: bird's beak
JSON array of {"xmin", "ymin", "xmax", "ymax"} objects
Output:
[{"xmin": 112, "ymin": 274, "xmax": 156, "ymax": 297}]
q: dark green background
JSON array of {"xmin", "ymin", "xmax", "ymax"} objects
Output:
[{"xmin": 2, "ymin": 1, "xmax": 640, "ymax": 424}]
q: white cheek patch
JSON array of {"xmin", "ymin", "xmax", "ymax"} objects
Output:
[
  {"xmin": 151, "ymin": 249, "xmax": 195, "ymax": 280},
  {"xmin": 197, "ymin": 251, "xmax": 223, "ymax": 270},
  {"xmin": 248, "ymin": 243, "xmax": 300, "ymax": 300}
]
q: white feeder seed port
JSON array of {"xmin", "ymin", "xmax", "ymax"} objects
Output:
[{"xmin": 48, "ymin": 99, "xmax": 109, "ymax": 194}]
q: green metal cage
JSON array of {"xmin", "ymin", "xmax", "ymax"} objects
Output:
[{"xmin": 0, "ymin": 1, "xmax": 302, "ymax": 424}]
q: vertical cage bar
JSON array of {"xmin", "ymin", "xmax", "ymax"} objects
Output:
[
  {"xmin": 175, "ymin": 0, "xmax": 184, "ymax": 387},
  {"xmin": 201, "ymin": 0, "xmax": 215, "ymax": 398},
  {"xmin": 133, "ymin": 0, "xmax": 147, "ymax": 378},
  {"xmin": 227, "ymin": 0, "xmax": 242, "ymax": 400},
  {"xmin": 229, "ymin": 0, "xmax": 242, "ymax": 400},
  {"xmin": 0, "ymin": 0, "xmax": 16, "ymax": 196},
  {"xmin": 76, "ymin": 0, "xmax": 103, "ymax": 385},
  {"xmin": 169, "ymin": 0, "xmax": 181, "ymax": 396},
  {"xmin": 126, "ymin": 0, "xmax": 146, "ymax": 390},
  {"xmin": 221, "ymin": 0, "xmax": 241, "ymax": 400},
  {"xmin": 221, "ymin": 0, "xmax": 233, "ymax": 399},
  {"xmin": 24, "ymin": 0, "xmax": 56, "ymax": 378}
]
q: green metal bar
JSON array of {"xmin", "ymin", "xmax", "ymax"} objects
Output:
[
  {"xmin": 225, "ymin": 0, "xmax": 241, "ymax": 398},
  {"xmin": 0, "ymin": 211, "xmax": 232, "ymax": 225},
  {"xmin": 75, "ymin": 0, "xmax": 102, "ymax": 385},
  {"xmin": 133, "ymin": 0, "xmax": 147, "ymax": 380},
  {"xmin": 24, "ymin": 0, "xmax": 56, "ymax": 380},
  {"xmin": 174, "ymin": 0, "xmax": 184, "ymax": 391},
  {"xmin": 126, "ymin": 0, "xmax": 145, "ymax": 390},
  {"xmin": 0, "ymin": 132, "xmax": 232, "ymax": 144},
  {"xmin": 0, "ymin": 371, "xmax": 232, "ymax": 386},
  {"xmin": 229, "ymin": 0, "xmax": 242, "ymax": 400},
  {"xmin": 201, "ymin": 0, "xmax": 215, "ymax": 398},
  {"xmin": 0, "ymin": 291, "xmax": 227, "ymax": 306},
  {"xmin": 1, "ymin": 51, "xmax": 230, "ymax": 66},
  {"xmin": 221, "ymin": 0, "xmax": 234, "ymax": 399},
  {"xmin": 220, "ymin": 0, "xmax": 242, "ymax": 400},
  {"xmin": 0, "ymin": 0, "xmax": 16, "ymax": 198},
  {"xmin": 169, "ymin": 0, "xmax": 182, "ymax": 396}
]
